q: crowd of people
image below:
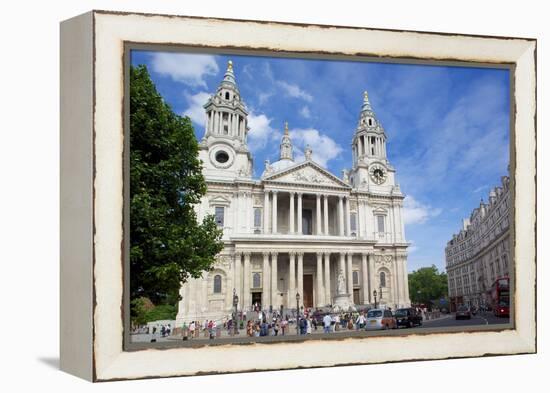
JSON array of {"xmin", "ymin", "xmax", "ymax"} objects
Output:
[{"xmin": 176, "ymin": 308, "xmax": 389, "ymax": 341}]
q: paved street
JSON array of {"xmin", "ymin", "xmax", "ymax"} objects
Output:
[
  {"xmin": 130, "ymin": 312, "xmax": 510, "ymax": 346},
  {"xmin": 417, "ymin": 312, "xmax": 509, "ymax": 329}
]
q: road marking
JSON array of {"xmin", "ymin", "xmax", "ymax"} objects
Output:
[{"xmin": 478, "ymin": 315, "xmax": 489, "ymax": 325}]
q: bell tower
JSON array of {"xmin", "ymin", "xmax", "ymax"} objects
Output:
[
  {"xmin": 199, "ymin": 60, "xmax": 253, "ymax": 180},
  {"xmin": 349, "ymin": 90, "xmax": 396, "ymax": 190}
]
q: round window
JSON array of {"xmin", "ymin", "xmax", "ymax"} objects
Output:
[{"xmin": 215, "ymin": 150, "xmax": 230, "ymax": 164}]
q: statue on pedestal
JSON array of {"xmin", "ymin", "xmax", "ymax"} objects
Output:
[{"xmin": 337, "ymin": 269, "xmax": 346, "ymax": 295}]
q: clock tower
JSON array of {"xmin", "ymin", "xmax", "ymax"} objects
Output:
[
  {"xmin": 199, "ymin": 60, "xmax": 253, "ymax": 180},
  {"xmin": 349, "ymin": 90, "xmax": 397, "ymax": 190}
]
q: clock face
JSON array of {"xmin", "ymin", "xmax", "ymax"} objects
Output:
[{"xmin": 369, "ymin": 164, "xmax": 387, "ymax": 184}]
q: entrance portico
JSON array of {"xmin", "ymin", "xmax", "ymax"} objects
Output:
[{"xmin": 231, "ymin": 245, "xmax": 383, "ymax": 311}]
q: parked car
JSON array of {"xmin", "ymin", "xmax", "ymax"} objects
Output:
[
  {"xmin": 394, "ymin": 308, "xmax": 423, "ymax": 328},
  {"xmin": 365, "ymin": 308, "xmax": 396, "ymax": 330},
  {"xmin": 455, "ymin": 305, "xmax": 472, "ymax": 320}
]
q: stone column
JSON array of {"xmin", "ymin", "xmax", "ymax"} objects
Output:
[
  {"xmin": 346, "ymin": 252, "xmax": 354, "ymax": 298},
  {"xmin": 358, "ymin": 200, "xmax": 364, "ymax": 238},
  {"xmin": 262, "ymin": 252, "xmax": 270, "ymax": 309},
  {"xmin": 243, "ymin": 252, "xmax": 251, "ymax": 311},
  {"xmin": 338, "ymin": 196, "xmax": 344, "ymax": 236},
  {"xmin": 393, "ymin": 256, "xmax": 401, "ymax": 307},
  {"xmin": 316, "ymin": 194, "xmax": 322, "ymax": 235},
  {"xmin": 339, "ymin": 252, "xmax": 346, "ymax": 291},
  {"xmin": 289, "ymin": 251, "xmax": 296, "ymax": 305},
  {"xmin": 271, "ymin": 252, "xmax": 278, "ymax": 308},
  {"xmin": 264, "ymin": 190, "xmax": 270, "ymax": 234},
  {"xmin": 367, "ymin": 254, "xmax": 375, "ymax": 304},
  {"xmin": 403, "ymin": 256, "xmax": 410, "ymax": 305},
  {"xmin": 272, "ymin": 190, "xmax": 278, "ymax": 234},
  {"xmin": 361, "ymin": 253, "xmax": 369, "ymax": 305},
  {"xmin": 289, "ymin": 192, "xmax": 295, "ymax": 234},
  {"xmin": 297, "ymin": 193, "xmax": 303, "ymax": 235},
  {"xmin": 324, "ymin": 253, "xmax": 331, "ymax": 304},
  {"xmin": 345, "ymin": 197, "xmax": 351, "ymax": 236},
  {"xmin": 297, "ymin": 252, "xmax": 304, "ymax": 308},
  {"xmin": 316, "ymin": 252, "xmax": 324, "ymax": 306},
  {"xmin": 323, "ymin": 195, "xmax": 329, "ymax": 235},
  {"xmin": 234, "ymin": 252, "xmax": 242, "ymax": 308},
  {"xmin": 212, "ymin": 111, "xmax": 217, "ymax": 134}
]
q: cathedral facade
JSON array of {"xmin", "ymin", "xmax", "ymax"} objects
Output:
[{"xmin": 176, "ymin": 61, "xmax": 410, "ymax": 324}]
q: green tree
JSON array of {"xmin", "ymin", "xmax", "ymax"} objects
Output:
[
  {"xmin": 130, "ymin": 65, "xmax": 224, "ymax": 308},
  {"xmin": 408, "ymin": 265, "xmax": 448, "ymax": 305}
]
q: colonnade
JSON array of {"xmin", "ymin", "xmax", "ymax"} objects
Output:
[
  {"xmin": 232, "ymin": 250, "xmax": 401, "ymax": 311},
  {"xmin": 263, "ymin": 190, "xmax": 355, "ymax": 236}
]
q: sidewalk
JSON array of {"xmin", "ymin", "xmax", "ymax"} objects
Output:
[{"xmin": 421, "ymin": 313, "xmax": 452, "ymax": 324}]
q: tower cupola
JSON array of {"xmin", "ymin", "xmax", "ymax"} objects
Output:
[{"xmin": 279, "ymin": 121, "xmax": 294, "ymax": 161}]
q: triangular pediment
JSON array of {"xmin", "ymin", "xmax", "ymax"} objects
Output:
[
  {"xmin": 209, "ymin": 194, "xmax": 231, "ymax": 206},
  {"xmin": 264, "ymin": 161, "xmax": 350, "ymax": 188}
]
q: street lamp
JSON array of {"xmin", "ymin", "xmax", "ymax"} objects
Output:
[
  {"xmin": 296, "ymin": 292, "xmax": 300, "ymax": 336},
  {"xmin": 232, "ymin": 288, "xmax": 239, "ymax": 336},
  {"xmin": 373, "ymin": 289, "xmax": 378, "ymax": 309}
]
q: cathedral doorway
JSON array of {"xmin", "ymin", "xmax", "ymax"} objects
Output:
[
  {"xmin": 353, "ymin": 288, "xmax": 360, "ymax": 304},
  {"xmin": 303, "ymin": 274, "xmax": 313, "ymax": 308},
  {"xmin": 251, "ymin": 292, "xmax": 262, "ymax": 309}
]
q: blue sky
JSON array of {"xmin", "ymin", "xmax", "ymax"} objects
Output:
[{"xmin": 131, "ymin": 50, "xmax": 510, "ymax": 274}]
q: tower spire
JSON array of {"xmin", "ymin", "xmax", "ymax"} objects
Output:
[
  {"xmin": 361, "ymin": 90, "xmax": 375, "ymax": 117},
  {"xmin": 280, "ymin": 121, "xmax": 293, "ymax": 161},
  {"xmin": 223, "ymin": 60, "xmax": 236, "ymax": 85}
]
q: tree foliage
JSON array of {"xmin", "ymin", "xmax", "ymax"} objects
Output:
[
  {"xmin": 130, "ymin": 65, "xmax": 224, "ymax": 307},
  {"xmin": 131, "ymin": 297, "xmax": 177, "ymax": 326},
  {"xmin": 408, "ymin": 265, "xmax": 448, "ymax": 305}
]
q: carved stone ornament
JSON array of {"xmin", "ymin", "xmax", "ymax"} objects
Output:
[
  {"xmin": 374, "ymin": 255, "xmax": 393, "ymax": 266},
  {"xmin": 291, "ymin": 167, "xmax": 328, "ymax": 184},
  {"xmin": 215, "ymin": 255, "xmax": 232, "ymax": 270}
]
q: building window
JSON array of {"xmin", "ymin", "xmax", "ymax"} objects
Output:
[
  {"xmin": 215, "ymin": 206, "xmax": 225, "ymax": 227},
  {"xmin": 254, "ymin": 208, "xmax": 262, "ymax": 228},
  {"xmin": 352, "ymin": 271, "xmax": 359, "ymax": 286},
  {"xmin": 252, "ymin": 273, "xmax": 261, "ymax": 288},
  {"xmin": 350, "ymin": 212, "xmax": 357, "ymax": 233},
  {"xmin": 379, "ymin": 271, "xmax": 386, "ymax": 287},
  {"xmin": 225, "ymin": 92, "xmax": 230, "ymax": 100},
  {"xmin": 213, "ymin": 274, "xmax": 222, "ymax": 293},
  {"xmin": 376, "ymin": 215, "xmax": 385, "ymax": 233}
]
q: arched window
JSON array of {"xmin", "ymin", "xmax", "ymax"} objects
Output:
[
  {"xmin": 225, "ymin": 92, "xmax": 230, "ymax": 100},
  {"xmin": 379, "ymin": 271, "xmax": 386, "ymax": 287},
  {"xmin": 253, "ymin": 273, "xmax": 261, "ymax": 288},
  {"xmin": 213, "ymin": 274, "xmax": 222, "ymax": 293}
]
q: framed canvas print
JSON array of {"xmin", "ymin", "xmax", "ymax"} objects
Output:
[{"xmin": 60, "ymin": 10, "xmax": 536, "ymax": 381}]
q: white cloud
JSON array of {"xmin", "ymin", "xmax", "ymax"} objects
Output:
[
  {"xmin": 247, "ymin": 111, "xmax": 281, "ymax": 151},
  {"xmin": 150, "ymin": 53, "xmax": 219, "ymax": 87},
  {"xmin": 258, "ymin": 91, "xmax": 274, "ymax": 106},
  {"xmin": 182, "ymin": 91, "xmax": 210, "ymax": 127},
  {"xmin": 289, "ymin": 128, "xmax": 343, "ymax": 167},
  {"xmin": 277, "ymin": 81, "xmax": 313, "ymax": 102},
  {"xmin": 402, "ymin": 195, "xmax": 442, "ymax": 225},
  {"xmin": 299, "ymin": 106, "xmax": 311, "ymax": 118}
]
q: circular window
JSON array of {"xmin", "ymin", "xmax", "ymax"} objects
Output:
[{"xmin": 215, "ymin": 150, "xmax": 230, "ymax": 164}]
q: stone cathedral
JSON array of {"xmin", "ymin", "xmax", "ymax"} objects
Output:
[{"xmin": 176, "ymin": 61, "xmax": 410, "ymax": 324}]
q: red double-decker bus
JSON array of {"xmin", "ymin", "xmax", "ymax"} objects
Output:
[{"xmin": 490, "ymin": 276, "xmax": 510, "ymax": 317}]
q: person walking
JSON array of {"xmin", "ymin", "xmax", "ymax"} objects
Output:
[
  {"xmin": 306, "ymin": 317, "xmax": 312, "ymax": 334},
  {"xmin": 323, "ymin": 314, "xmax": 332, "ymax": 333},
  {"xmin": 356, "ymin": 313, "xmax": 366, "ymax": 330}
]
